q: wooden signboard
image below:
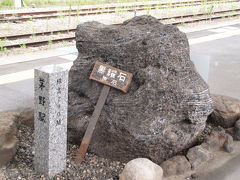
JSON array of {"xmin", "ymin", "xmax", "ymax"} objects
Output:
[
  {"xmin": 75, "ymin": 61, "xmax": 133, "ymax": 163},
  {"xmin": 89, "ymin": 61, "xmax": 133, "ymax": 93}
]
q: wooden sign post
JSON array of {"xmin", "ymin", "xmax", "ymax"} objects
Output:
[{"xmin": 75, "ymin": 61, "xmax": 133, "ymax": 163}]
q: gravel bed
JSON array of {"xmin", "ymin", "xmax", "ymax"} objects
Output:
[
  {"xmin": 0, "ymin": 124, "xmax": 125, "ymax": 180},
  {"xmin": 0, "ymin": 1, "xmax": 239, "ymax": 57},
  {"xmin": 0, "ymin": 14, "xmax": 239, "ymax": 57},
  {"xmin": 0, "ymin": 1, "xmax": 239, "ymax": 37}
]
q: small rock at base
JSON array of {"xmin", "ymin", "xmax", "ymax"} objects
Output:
[
  {"xmin": 160, "ymin": 155, "xmax": 191, "ymax": 177},
  {"xmin": 234, "ymin": 119, "xmax": 240, "ymax": 140},
  {"xmin": 206, "ymin": 131, "xmax": 226, "ymax": 150},
  {"xmin": 208, "ymin": 94, "xmax": 240, "ymax": 128},
  {"xmin": 119, "ymin": 158, "xmax": 163, "ymax": 180},
  {"xmin": 0, "ymin": 112, "xmax": 18, "ymax": 166},
  {"xmin": 223, "ymin": 134, "xmax": 234, "ymax": 153},
  {"xmin": 206, "ymin": 131, "xmax": 234, "ymax": 153},
  {"xmin": 187, "ymin": 145, "xmax": 214, "ymax": 170}
]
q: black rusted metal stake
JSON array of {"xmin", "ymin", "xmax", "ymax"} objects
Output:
[{"xmin": 75, "ymin": 85, "xmax": 110, "ymax": 163}]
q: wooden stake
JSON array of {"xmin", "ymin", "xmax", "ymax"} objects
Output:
[{"xmin": 75, "ymin": 85, "xmax": 110, "ymax": 163}]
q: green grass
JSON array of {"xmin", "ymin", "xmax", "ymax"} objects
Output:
[
  {"xmin": 0, "ymin": 0, "xmax": 13, "ymax": 6},
  {"xmin": 20, "ymin": 43, "xmax": 26, "ymax": 48},
  {"xmin": 48, "ymin": 39, "xmax": 53, "ymax": 45},
  {"xmin": 0, "ymin": 39, "xmax": 6, "ymax": 51}
]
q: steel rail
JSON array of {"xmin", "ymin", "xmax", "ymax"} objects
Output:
[
  {"xmin": 2, "ymin": 37, "xmax": 75, "ymax": 49},
  {"xmin": 0, "ymin": 29, "xmax": 76, "ymax": 40},
  {"xmin": 159, "ymin": 8, "xmax": 240, "ymax": 21},
  {"xmin": 171, "ymin": 10, "xmax": 240, "ymax": 24}
]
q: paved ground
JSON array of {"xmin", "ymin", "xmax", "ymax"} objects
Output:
[
  {"xmin": 165, "ymin": 142, "xmax": 240, "ymax": 180},
  {"xmin": 199, "ymin": 154, "xmax": 240, "ymax": 180},
  {"xmin": 196, "ymin": 142, "xmax": 240, "ymax": 180},
  {"xmin": 0, "ymin": 48, "xmax": 76, "ymax": 112},
  {"xmin": 190, "ymin": 24, "xmax": 240, "ymax": 100}
]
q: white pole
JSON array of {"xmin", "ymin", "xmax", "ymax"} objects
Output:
[{"xmin": 14, "ymin": 0, "xmax": 22, "ymax": 8}]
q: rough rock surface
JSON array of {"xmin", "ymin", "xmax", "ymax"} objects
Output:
[
  {"xmin": 68, "ymin": 15, "xmax": 213, "ymax": 163},
  {"xmin": 160, "ymin": 155, "xmax": 191, "ymax": 177},
  {"xmin": 208, "ymin": 94, "xmax": 240, "ymax": 128},
  {"xmin": 205, "ymin": 130, "xmax": 234, "ymax": 153},
  {"xmin": 205, "ymin": 131, "xmax": 228, "ymax": 150},
  {"xmin": 0, "ymin": 112, "xmax": 18, "ymax": 166},
  {"xmin": 234, "ymin": 119, "xmax": 240, "ymax": 140},
  {"xmin": 187, "ymin": 145, "xmax": 214, "ymax": 170},
  {"xmin": 119, "ymin": 158, "xmax": 163, "ymax": 180},
  {"xmin": 223, "ymin": 134, "xmax": 234, "ymax": 153}
]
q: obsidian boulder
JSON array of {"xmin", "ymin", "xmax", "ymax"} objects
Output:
[{"xmin": 68, "ymin": 15, "xmax": 213, "ymax": 163}]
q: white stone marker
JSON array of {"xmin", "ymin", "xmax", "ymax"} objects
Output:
[{"xmin": 34, "ymin": 65, "xmax": 68, "ymax": 177}]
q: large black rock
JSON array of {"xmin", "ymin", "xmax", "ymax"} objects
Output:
[{"xmin": 68, "ymin": 15, "xmax": 213, "ymax": 163}]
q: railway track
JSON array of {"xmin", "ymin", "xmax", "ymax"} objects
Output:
[
  {"xmin": 0, "ymin": 0, "xmax": 238, "ymax": 23},
  {"xmin": 1, "ymin": 8, "xmax": 240, "ymax": 50}
]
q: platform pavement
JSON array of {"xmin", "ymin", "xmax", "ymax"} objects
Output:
[{"xmin": 198, "ymin": 153, "xmax": 240, "ymax": 180}]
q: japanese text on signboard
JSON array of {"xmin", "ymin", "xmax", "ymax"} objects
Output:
[{"xmin": 89, "ymin": 61, "xmax": 132, "ymax": 93}]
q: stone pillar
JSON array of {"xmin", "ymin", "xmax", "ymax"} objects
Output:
[
  {"xmin": 13, "ymin": 0, "xmax": 22, "ymax": 8},
  {"xmin": 34, "ymin": 65, "xmax": 68, "ymax": 177}
]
